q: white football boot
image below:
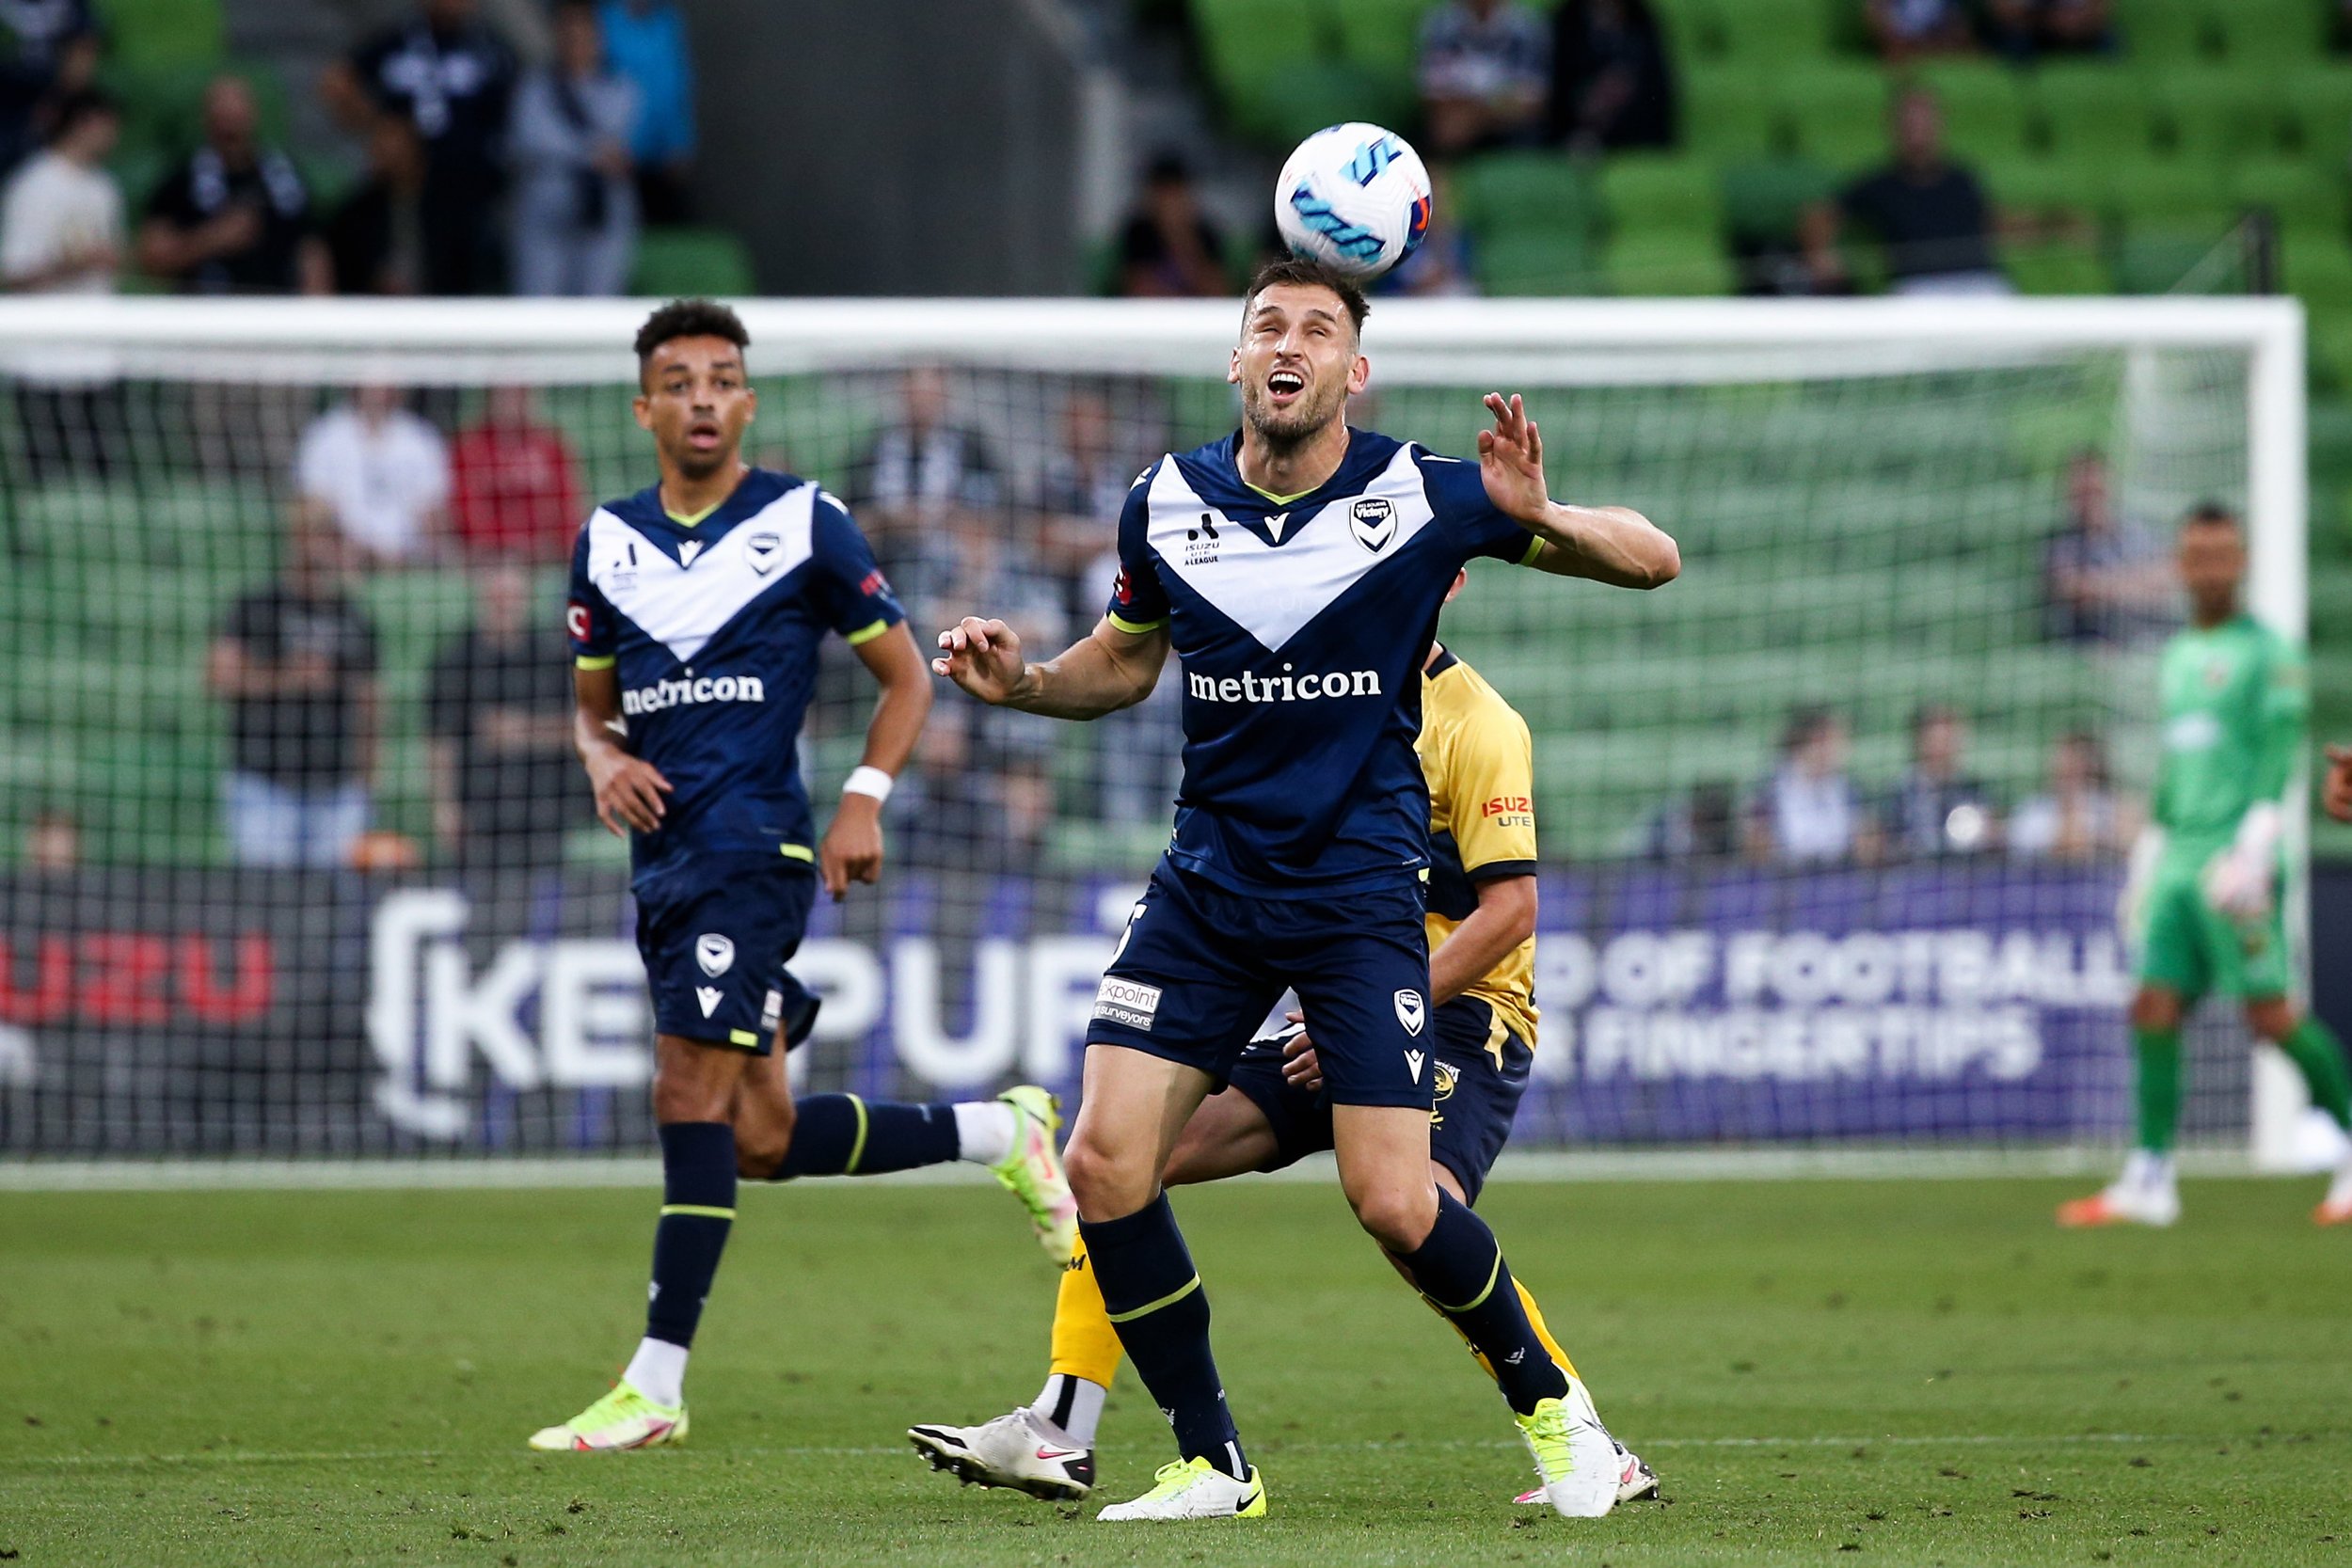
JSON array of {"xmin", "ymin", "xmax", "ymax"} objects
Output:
[
  {"xmin": 2057, "ymin": 1151, "xmax": 2180, "ymax": 1228},
  {"xmin": 1096, "ymin": 1456, "xmax": 1266, "ymax": 1521},
  {"xmin": 908, "ymin": 1407, "xmax": 1095, "ymax": 1501}
]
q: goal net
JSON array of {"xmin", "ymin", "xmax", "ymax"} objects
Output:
[{"xmin": 0, "ymin": 295, "xmax": 2308, "ymax": 1169}]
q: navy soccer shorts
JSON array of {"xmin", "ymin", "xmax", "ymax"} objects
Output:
[
  {"xmin": 1087, "ymin": 860, "xmax": 1436, "ymax": 1111},
  {"xmin": 633, "ymin": 853, "xmax": 820, "ymax": 1053},
  {"xmin": 1223, "ymin": 998, "xmax": 1534, "ymax": 1206}
]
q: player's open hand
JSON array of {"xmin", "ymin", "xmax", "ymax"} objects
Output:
[
  {"xmin": 587, "ymin": 751, "xmax": 671, "ymax": 836},
  {"xmin": 2327, "ymin": 744, "xmax": 2352, "ymax": 823},
  {"xmin": 819, "ymin": 795, "xmax": 884, "ymax": 901},
  {"xmin": 1477, "ymin": 392, "xmax": 1551, "ymax": 525},
  {"xmin": 931, "ymin": 617, "xmax": 1027, "ymax": 705},
  {"xmin": 1279, "ymin": 1012, "xmax": 1324, "ymax": 1092}
]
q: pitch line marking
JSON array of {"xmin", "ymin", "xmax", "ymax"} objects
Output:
[{"xmin": 1, "ymin": 1432, "xmax": 2302, "ymax": 1471}]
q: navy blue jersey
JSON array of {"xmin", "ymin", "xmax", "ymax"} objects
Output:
[
  {"xmin": 567, "ymin": 467, "xmax": 903, "ymax": 887},
  {"xmin": 1104, "ymin": 429, "xmax": 1539, "ymax": 896}
]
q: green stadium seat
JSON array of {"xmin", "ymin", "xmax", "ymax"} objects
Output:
[
  {"xmin": 1604, "ymin": 229, "xmax": 1736, "ymax": 294},
  {"xmin": 2005, "ymin": 241, "xmax": 2111, "ymax": 294},
  {"xmin": 1329, "ymin": 0, "xmax": 1429, "ymax": 77},
  {"xmin": 2211, "ymin": 0, "xmax": 2330, "ymax": 63},
  {"xmin": 1908, "ymin": 60, "xmax": 2041, "ymax": 161},
  {"xmin": 1772, "ymin": 62, "xmax": 1888, "ymax": 170},
  {"xmin": 95, "ymin": 0, "xmax": 223, "ymax": 70},
  {"xmin": 1681, "ymin": 65, "xmax": 1788, "ymax": 156},
  {"xmin": 2124, "ymin": 0, "xmax": 2227, "ymax": 62},
  {"xmin": 2161, "ymin": 70, "xmax": 2278, "ymax": 161},
  {"xmin": 2097, "ymin": 159, "xmax": 2229, "ymax": 222},
  {"xmin": 2227, "ymin": 159, "xmax": 2351, "ymax": 235},
  {"xmin": 2106, "ymin": 215, "xmax": 2248, "ymax": 293},
  {"xmin": 1649, "ymin": 0, "xmax": 1728, "ymax": 61},
  {"xmin": 1711, "ymin": 0, "xmax": 1831, "ymax": 61},
  {"xmin": 1981, "ymin": 156, "xmax": 2098, "ymax": 219},
  {"xmin": 630, "ymin": 228, "xmax": 756, "ymax": 296},
  {"xmin": 2283, "ymin": 233, "xmax": 2352, "ymax": 308},
  {"xmin": 1250, "ymin": 57, "xmax": 1417, "ymax": 149},
  {"xmin": 1720, "ymin": 156, "xmax": 1837, "ymax": 249},
  {"xmin": 2031, "ymin": 63, "xmax": 2164, "ymax": 163},
  {"xmin": 1192, "ymin": 0, "xmax": 1323, "ymax": 145},
  {"xmin": 1471, "ymin": 230, "xmax": 1607, "ymax": 295},
  {"xmin": 1453, "ymin": 150, "xmax": 1604, "ymax": 241},
  {"xmin": 2275, "ymin": 69, "xmax": 2352, "ymax": 165},
  {"xmin": 1599, "ymin": 151, "xmax": 1722, "ymax": 235}
]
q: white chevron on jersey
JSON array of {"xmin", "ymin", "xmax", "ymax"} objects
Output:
[
  {"xmin": 583, "ymin": 483, "xmax": 819, "ymax": 662},
  {"xmin": 1148, "ymin": 440, "xmax": 1438, "ymax": 654}
]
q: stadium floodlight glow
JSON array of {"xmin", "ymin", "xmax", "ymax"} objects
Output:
[{"xmin": 0, "ymin": 293, "xmax": 2307, "ymax": 1178}]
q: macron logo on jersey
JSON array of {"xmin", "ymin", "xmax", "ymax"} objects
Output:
[
  {"xmin": 622, "ymin": 673, "xmax": 769, "ymax": 716},
  {"xmin": 1186, "ymin": 666, "xmax": 1383, "ymax": 704}
]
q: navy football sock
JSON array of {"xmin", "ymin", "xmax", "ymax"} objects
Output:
[
  {"xmin": 1391, "ymin": 1190, "xmax": 1568, "ymax": 1417},
  {"xmin": 768, "ymin": 1094, "xmax": 961, "ymax": 1179},
  {"xmin": 1081, "ymin": 1195, "xmax": 1248, "ymax": 1480},
  {"xmin": 645, "ymin": 1121, "xmax": 737, "ymax": 1350}
]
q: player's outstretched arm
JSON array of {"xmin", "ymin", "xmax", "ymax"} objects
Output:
[
  {"xmin": 1477, "ymin": 392, "xmax": 1679, "ymax": 589},
  {"xmin": 819, "ymin": 623, "xmax": 932, "ymax": 899},
  {"xmin": 932, "ymin": 614, "xmax": 1168, "ymax": 721},
  {"xmin": 573, "ymin": 663, "xmax": 672, "ymax": 836}
]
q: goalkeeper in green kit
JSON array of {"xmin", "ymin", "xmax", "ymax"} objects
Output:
[{"xmin": 2059, "ymin": 504, "xmax": 2352, "ymax": 1228}]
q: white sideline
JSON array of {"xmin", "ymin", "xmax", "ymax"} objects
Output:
[{"xmin": 0, "ymin": 1147, "xmax": 2269, "ymax": 1193}]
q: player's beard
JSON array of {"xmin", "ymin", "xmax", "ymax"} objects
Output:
[{"xmin": 1241, "ymin": 369, "xmax": 1346, "ymax": 455}]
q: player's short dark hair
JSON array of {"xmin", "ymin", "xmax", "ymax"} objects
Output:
[
  {"xmin": 1243, "ymin": 256, "xmax": 1370, "ymax": 340},
  {"xmin": 2181, "ymin": 500, "xmax": 2240, "ymax": 533},
  {"xmin": 634, "ymin": 298, "xmax": 750, "ymax": 384}
]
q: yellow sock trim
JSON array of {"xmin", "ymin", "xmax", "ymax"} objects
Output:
[
  {"xmin": 843, "ymin": 1094, "xmax": 870, "ymax": 1175},
  {"xmin": 1428, "ymin": 1248, "xmax": 1502, "ymax": 1315},
  {"xmin": 659, "ymin": 1204, "xmax": 736, "ymax": 1220},
  {"xmin": 1048, "ymin": 1238, "xmax": 1125, "ymax": 1386},
  {"xmin": 1515, "ymin": 1279, "xmax": 1581, "ymax": 1382},
  {"xmin": 1104, "ymin": 1274, "xmax": 1200, "ymax": 1323}
]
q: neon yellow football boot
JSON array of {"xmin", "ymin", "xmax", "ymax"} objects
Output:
[
  {"xmin": 527, "ymin": 1381, "xmax": 688, "ymax": 1452},
  {"xmin": 989, "ymin": 1085, "xmax": 1079, "ymax": 1264}
]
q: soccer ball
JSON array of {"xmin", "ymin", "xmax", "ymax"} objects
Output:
[{"xmin": 1274, "ymin": 122, "xmax": 1432, "ymax": 280}]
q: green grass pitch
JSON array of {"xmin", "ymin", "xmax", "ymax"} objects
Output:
[{"xmin": 2, "ymin": 1176, "xmax": 2346, "ymax": 1566}]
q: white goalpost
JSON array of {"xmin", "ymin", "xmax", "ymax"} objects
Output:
[{"xmin": 0, "ymin": 293, "xmax": 2308, "ymax": 1177}]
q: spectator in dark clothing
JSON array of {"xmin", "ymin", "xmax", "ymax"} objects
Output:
[
  {"xmin": 1985, "ymin": 0, "xmax": 2113, "ymax": 60},
  {"xmin": 326, "ymin": 116, "xmax": 429, "ymax": 295},
  {"xmin": 321, "ymin": 0, "xmax": 516, "ymax": 295},
  {"xmin": 1880, "ymin": 705, "xmax": 2000, "ymax": 859},
  {"xmin": 1549, "ymin": 0, "xmax": 1677, "ymax": 152},
  {"xmin": 510, "ymin": 0, "xmax": 639, "ymax": 296},
  {"xmin": 426, "ymin": 562, "xmax": 585, "ymax": 868},
  {"xmin": 849, "ymin": 364, "xmax": 1003, "ymax": 621},
  {"xmin": 1804, "ymin": 86, "xmax": 2010, "ymax": 294},
  {"xmin": 1866, "ymin": 0, "xmax": 1975, "ymax": 61},
  {"xmin": 0, "ymin": 19, "xmax": 91, "ymax": 182},
  {"xmin": 1116, "ymin": 153, "xmax": 1229, "ymax": 298},
  {"xmin": 2042, "ymin": 448, "xmax": 2170, "ymax": 643},
  {"xmin": 1744, "ymin": 706, "xmax": 1878, "ymax": 865},
  {"xmin": 449, "ymin": 384, "xmax": 584, "ymax": 562},
  {"xmin": 205, "ymin": 518, "xmax": 381, "ymax": 868},
  {"xmin": 138, "ymin": 75, "xmax": 330, "ymax": 295},
  {"xmin": 597, "ymin": 0, "xmax": 693, "ymax": 222},
  {"xmin": 1636, "ymin": 781, "xmax": 1740, "ymax": 860},
  {"xmin": 1420, "ymin": 0, "xmax": 1550, "ymax": 157}
]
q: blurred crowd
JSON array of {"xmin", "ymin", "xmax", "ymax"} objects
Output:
[{"xmin": 0, "ymin": 0, "xmax": 697, "ymax": 307}]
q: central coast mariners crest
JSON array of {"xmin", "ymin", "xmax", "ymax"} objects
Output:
[
  {"xmin": 1349, "ymin": 496, "xmax": 1397, "ymax": 553},
  {"xmin": 1428, "ymin": 1058, "xmax": 1460, "ymax": 1128}
]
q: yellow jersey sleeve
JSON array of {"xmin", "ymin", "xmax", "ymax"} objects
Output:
[{"xmin": 1437, "ymin": 678, "xmax": 1537, "ymax": 879}]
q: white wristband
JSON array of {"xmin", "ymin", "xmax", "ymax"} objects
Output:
[{"xmin": 842, "ymin": 766, "xmax": 895, "ymax": 804}]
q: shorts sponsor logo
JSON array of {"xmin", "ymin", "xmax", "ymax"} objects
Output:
[
  {"xmin": 695, "ymin": 985, "xmax": 723, "ymax": 1018},
  {"xmin": 1093, "ymin": 975, "xmax": 1163, "ymax": 1031},
  {"xmin": 1186, "ymin": 667, "xmax": 1382, "ymax": 704},
  {"xmin": 759, "ymin": 988, "xmax": 782, "ymax": 1030},
  {"xmin": 1349, "ymin": 496, "xmax": 1397, "ymax": 553},
  {"xmin": 1395, "ymin": 989, "xmax": 1425, "ymax": 1036},
  {"xmin": 695, "ymin": 933, "xmax": 735, "ymax": 976},
  {"xmin": 622, "ymin": 673, "xmax": 769, "ymax": 717}
]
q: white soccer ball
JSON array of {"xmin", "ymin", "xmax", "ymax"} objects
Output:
[{"xmin": 1274, "ymin": 122, "xmax": 1433, "ymax": 280}]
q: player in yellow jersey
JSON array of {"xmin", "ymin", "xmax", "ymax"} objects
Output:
[{"xmin": 909, "ymin": 592, "xmax": 1655, "ymax": 1513}]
